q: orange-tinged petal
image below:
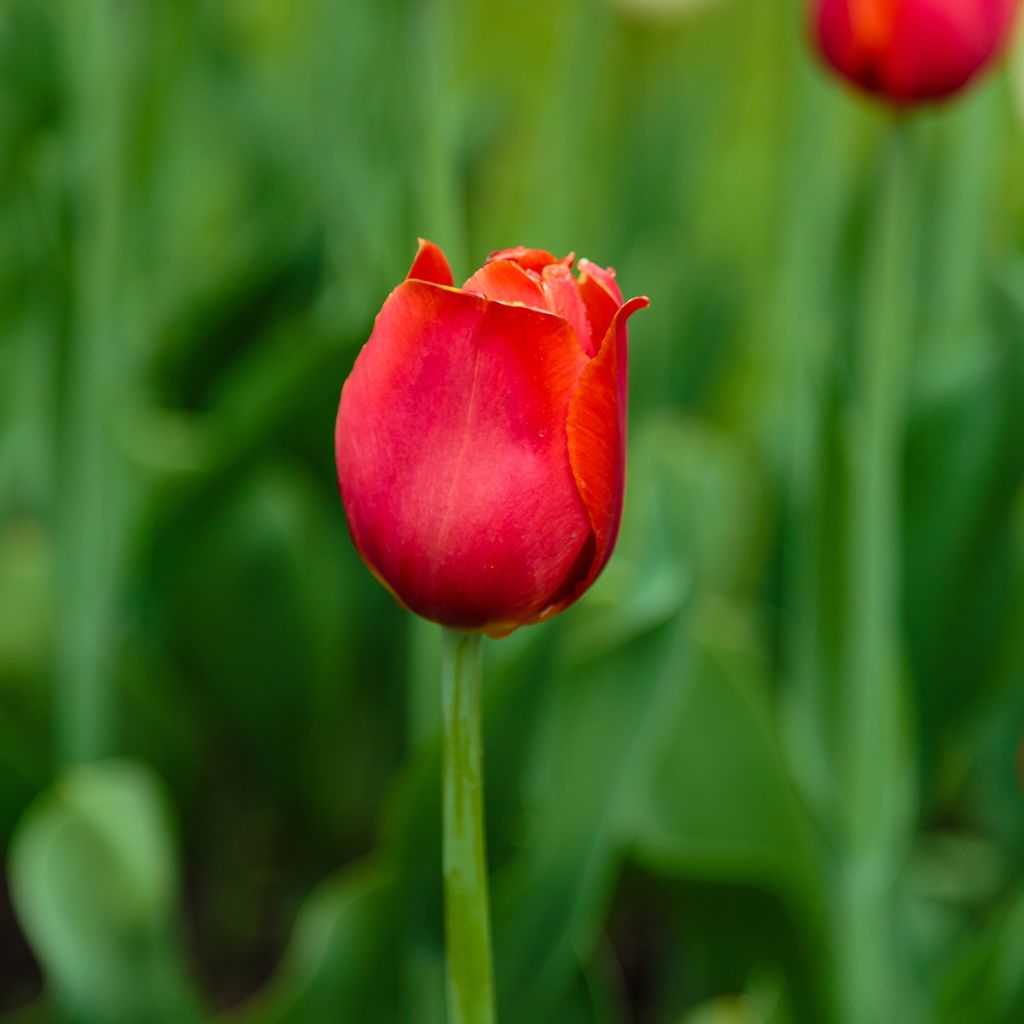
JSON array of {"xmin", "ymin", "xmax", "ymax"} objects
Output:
[{"xmin": 849, "ymin": 0, "xmax": 901, "ymax": 48}]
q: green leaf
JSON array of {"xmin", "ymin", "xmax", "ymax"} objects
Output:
[
  {"xmin": 8, "ymin": 759, "xmax": 204, "ymax": 1024},
  {"xmin": 634, "ymin": 623, "xmax": 816, "ymax": 885},
  {"xmin": 935, "ymin": 885, "xmax": 1024, "ymax": 1024},
  {"xmin": 631, "ymin": 606, "xmax": 830, "ymax": 1019}
]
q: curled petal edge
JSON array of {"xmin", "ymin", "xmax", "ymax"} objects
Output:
[
  {"xmin": 555, "ymin": 295, "xmax": 650, "ymax": 616},
  {"xmin": 407, "ymin": 238, "xmax": 454, "ymax": 286}
]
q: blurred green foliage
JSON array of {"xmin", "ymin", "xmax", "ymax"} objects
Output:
[{"xmin": 1, "ymin": 0, "xmax": 1024, "ymax": 1021}]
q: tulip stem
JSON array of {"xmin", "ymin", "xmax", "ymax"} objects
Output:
[
  {"xmin": 441, "ymin": 628, "xmax": 496, "ymax": 1024},
  {"xmin": 839, "ymin": 118, "xmax": 917, "ymax": 1024}
]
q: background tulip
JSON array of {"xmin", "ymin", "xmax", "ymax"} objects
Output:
[
  {"xmin": 336, "ymin": 240, "xmax": 648, "ymax": 637},
  {"xmin": 812, "ymin": 0, "xmax": 1019, "ymax": 104}
]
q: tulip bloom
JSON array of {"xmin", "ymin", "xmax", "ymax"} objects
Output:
[
  {"xmin": 812, "ymin": 0, "xmax": 1019, "ymax": 104},
  {"xmin": 336, "ymin": 240, "xmax": 648, "ymax": 637}
]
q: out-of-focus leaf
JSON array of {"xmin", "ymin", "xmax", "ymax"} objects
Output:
[
  {"xmin": 538, "ymin": 953, "xmax": 630, "ymax": 1024},
  {"xmin": 935, "ymin": 885, "xmax": 1024, "ymax": 1024},
  {"xmin": 632, "ymin": 609, "xmax": 819, "ymax": 898},
  {"xmin": 968, "ymin": 636, "xmax": 1024, "ymax": 860},
  {"xmin": 904, "ymin": 269, "xmax": 1024, "ymax": 790},
  {"xmin": 679, "ymin": 983, "xmax": 786, "ymax": 1024},
  {"xmin": 7, "ymin": 759, "xmax": 204, "ymax": 1024},
  {"xmin": 630, "ymin": 603, "xmax": 830, "ymax": 1021},
  {"xmin": 149, "ymin": 461, "xmax": 401, "ymax": 834},
  {"xmin": 225, "ymin": 861, "xmax": 397, "ymax": 1024}
]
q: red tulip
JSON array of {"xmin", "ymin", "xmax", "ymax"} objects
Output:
[
  {"xmin": 812, "ymin": 0, "xmax": 1019, "ymax": 104},
  {"xmin": 336, "ymin": 240, "xmax": 648, "ymax": 637}
]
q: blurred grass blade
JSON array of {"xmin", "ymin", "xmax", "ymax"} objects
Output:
[
  {"xmin": 54, "ymin": 0, "xmax": 132, "ymax": 764},
  {"xmin": 771, "ymin": 23, "xmax": 854, "ymax": 834}
]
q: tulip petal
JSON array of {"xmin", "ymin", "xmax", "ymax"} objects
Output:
[
  {"xmin": 337, "ymin": 280, "xmax": 593, "ymax": 633},
  {"xmin": 468, "ymin": 255, "xmax": 596, "ymax": 357},
  {"xmin": 463, "ymin": 259, "xmax": 548, "ymax": 308},
  {"xmin": 577, "ymin": 259, "xmax": 625, "ymax": 354},
  {"xmin": 564, "ymin": 295, "xmax": 650, "ymax": 601},
  {"xmin": 486, "ymin": 246, "xmax": 563, "ymax": 274},
  {"xmin": 542, "ymin": 262, "xmax": 595, "ymax": 356},
  {"xmin": 407, "ymin": 238, "xmax": 454, "ymax": 286}
]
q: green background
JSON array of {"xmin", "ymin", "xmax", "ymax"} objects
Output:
[{"xmin": 2, "ymin": 0, "xmax": 1024, "ymax": 1021}]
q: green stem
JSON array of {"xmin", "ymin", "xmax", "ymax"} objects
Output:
[
  {"xmin": 441, "ymin": 629, "xmax": 496, "ymax": 1024},
  {"xmin": 840, "ymin": 119, "xmax": 916, "ymax": 1024}
]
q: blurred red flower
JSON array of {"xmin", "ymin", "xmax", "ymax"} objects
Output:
[
  {"xmin": 335, "ymin": 240, "xmax": 648, "ymax": 637},
  {"xmin": 812, "ymin": 0, "xmax": 1019, "ymax": 104}
]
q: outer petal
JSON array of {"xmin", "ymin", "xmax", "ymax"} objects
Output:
[
  {"xmin": 562, "ymin": 295, "xmax": 650, "ymax": 608},
  {"xmin": 407, "ymin": 238, "xmax": 454, "ymax": 286},
  {"xmin": 337, "ymin": 280, "xmax": 591, "ymax": 634}
]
